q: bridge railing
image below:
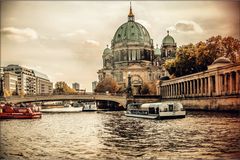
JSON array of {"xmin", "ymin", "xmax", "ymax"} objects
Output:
[{"xmin": 5, "ymin": 92, "xmax": 127, "ymax": 98}]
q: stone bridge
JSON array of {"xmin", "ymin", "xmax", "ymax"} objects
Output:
[{"xmin": 4, "ymin": 94, "xmax": 128, "ymax": 107}]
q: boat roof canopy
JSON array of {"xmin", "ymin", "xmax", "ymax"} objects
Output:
[{"xmin": 140, "ymin": 102, "xmax": 183, "ymax": 109}]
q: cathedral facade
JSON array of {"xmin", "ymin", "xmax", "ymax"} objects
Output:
[{"xmin": 97, "ymin": 5, "xmax": 177, "ymax": 95}]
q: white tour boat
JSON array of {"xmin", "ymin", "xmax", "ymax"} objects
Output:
[
  {"xmin": 125, "ymin": 102, "xmax": 186, "ymax": 119},
  {"xmin": 82, "ymin": 101, "xmax": 98, "ymax": 111}
]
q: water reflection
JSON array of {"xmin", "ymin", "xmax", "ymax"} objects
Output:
[
  {"xmin": 1, "ymin": 111, "xmax": 239, "ymax": 160},
  {"xmin": 98, "ymin": 111, "xmax": 240, "ymax": 159}
]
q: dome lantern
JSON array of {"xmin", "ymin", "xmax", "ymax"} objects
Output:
[
  {"xmin": 128, "ymin": 2, "xmax": 135, "ymax": 22},
  {"xmin": 154, "ymin": 44, "xmax": 161, "ymax": 56}
]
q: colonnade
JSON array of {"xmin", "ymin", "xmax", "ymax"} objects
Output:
[{"xmin": 160, "ymin": 69, "xmax": 240, "ymax": 98}]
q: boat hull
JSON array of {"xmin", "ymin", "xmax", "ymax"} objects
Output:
[
  {"xmin": 0, "ymin": 112, "xmax": 42, "ymax": 119},
  {"xmin": 82, "ymin": 109, "xmax": 97, "ymax": 112},
  {"xmin": 125, "ymin": 111, "xmax": 186, "ymax": 120}
]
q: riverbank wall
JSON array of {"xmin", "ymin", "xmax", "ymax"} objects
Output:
[
  {"xmin": 161, "ymin": 95, "xmax": 240, "ymax": 111},
  {"xmin": 130, "ymin": 95, "xmax": 240, "ymax": 111}
]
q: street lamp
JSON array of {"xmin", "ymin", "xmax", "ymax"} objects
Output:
[
  {"xmin": 0, "ymin": 67, "xmax": 4, "ymax": 97},
  {"xmin": 127, "ymin": 72, "xmax": 132, "ymax": 97},
  {"xmin": 0, "ymin": 76, "xmax": 3, "ymax": 97}
]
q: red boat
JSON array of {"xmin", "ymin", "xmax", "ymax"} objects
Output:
[{"xmin": 0, "ymin": 103, "xmax": 42, "ymax": 119}]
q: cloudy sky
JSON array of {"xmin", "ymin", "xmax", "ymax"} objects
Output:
[{"xmin": 1, "ymin": 1, "xmax": 239, "ymax": 91}]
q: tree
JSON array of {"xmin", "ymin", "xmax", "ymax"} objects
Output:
[
  {"xmin": 164, "ymin": 35, "xmax": 240, "ymax": 77},
  {"xmin": 95, "ymin": 77, "xmax": 120, "ymax": 93},
  {"xmin": 4, "ymin": 89, "xmax": 11, "ymax": 97},
  {"xmin": 140, "ymin": 82, "xmax": 156, "ymax": 95},
  {"xmin": 221, "ymin": 36, "xmax": 240, "ymax": 62},
  {"xmin": 53, "ymin": 81, "xmax": 76, "ymax": 94}
]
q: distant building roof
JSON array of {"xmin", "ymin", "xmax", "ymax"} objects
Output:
[
  {"xmin": 212, "ymin": 56, "xmax": 232, "ymax": 64},
  {"xmin": 33, "ymin": 70, "xmax": 49, "ymax": 80},
  {"xmin": 208, "ymin": 56, "xmax": 232, "ymax": 70}
]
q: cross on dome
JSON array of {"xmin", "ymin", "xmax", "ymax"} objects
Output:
[{"xmin": 128, "ymin": 2, "xmax": 135, "ymax": 21}]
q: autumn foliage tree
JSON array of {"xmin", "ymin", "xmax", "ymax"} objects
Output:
[
  {"xmin": 53, "ymin": 81, "xmax": 76, "ymax": 94},
  {"xmin": 164, "ymin": 36, "xmax": 240, "ymax": 77},
  {"xmin": 140, "ymin": 82, "xmax": 156, "ymax": 95},
  {"xmin": 95, "ymin": 77, "xmax": 121, "ymax": 93}
]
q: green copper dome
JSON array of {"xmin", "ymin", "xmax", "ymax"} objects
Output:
[
  {"xmin": 162, "ymin": 31, "xmax": 176, "ymax": 45},
  {"xmin": 111, "ymin": 4, "xmax": 152, "ymax": 47},
  {"xmin": 112, "ymin": 21, "xmax": 151, "ymax": 45}
]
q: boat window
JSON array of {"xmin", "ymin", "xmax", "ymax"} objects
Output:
[
  {"xmin": 168, "ymin": 104, "xmax": 173, "ymax": 111},
  {"xmin": 156, "ymin": 107, "xmax": 159, "ymax": 113},
  {"xmin": 149, "ymin": 107, "xmax": 155, "ymax": 114}
]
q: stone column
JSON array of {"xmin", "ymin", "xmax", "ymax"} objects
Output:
[
  {"xmin": 205, "ymin": 78, "xmax": 208, "ymax": 96},
  {"xmin": 229, "ymin": 72, "xmax": 233, "ymax": 95},
  {"xmin": 208, "ymin": 76, "xmax": 212, "ymax": 96},
  {"xmin": 175, "ymin": 84, "xmax": 177, "ymax": 97},
  {"xmin": 224, "ymin": 73, "xmax": 228, "ymax": 95},
  {"xmin": 164, "ymin": 86, "xmax": 166, "ymax": 97},
  {"xmin": 184, "ymin": 82, "xmax": 187, "ymax": 95},
  {"xmin": 236, "ymin": 71, "xmax": 239, "ymax": 94},
  {"xmin": 179, "ymin": 83, "xmax": 181, "ymax": 97},
  {"xmin": 199, "ymin": 78, "xmax": 203, "ymax": 96},
  {"xmin": 162, "ymin": 86, "xmax": 164, "ymax": 97},
  {"xmin": 219, "ymin": 75, "xmax": 223, "ymax": 95},
  {"xmin": 169, "ymin": 85, "xmax": 171, "ymax": 97},
  {"xmin": 173, "ymin": 84, "xmax": 176, "ymax": 98},
  {"xmin": 170, "ymin": 85, "xmax": 172, "ymax": 97},
  {"xmin": 168, "ymin": 85, "xmax": 170, "ymax": 97},
  {"xmin": 196, "ymin": 79, "xmax": 199, "ymax": 96},
  {"xmin": 176, "ymin": 83, "xmax": 178, "ymax": 97},
  {"xmin": 179, "ymin": 82, "xmax": 182, "ymax": 97},
  {"xmin": 166, "ymin": 86, "xmax": 168, "ymax": 97},
  {"xmin": 187, "ymin": 81, "xmax": 189, "ymax": 96},
  {"xmin": 189, "ymin": 80, "xmax": 192, "ymax": 97},
  {"xmin": 183, "ymin": 82, "xmax": 186, "ymax": 97},
  {"xmin": 179, "ymin": 82, "xmax": 183, "ymax": 97},
  {"xmin": 215, "ymin": 74, "xmax": 220, "ymax": 96},
  {"xmin": 161, "ymin": 86, "xmax": 164, "ymax": 97},
  {"xmin": 192, "ymin": 80, "xmax": 195, "ymax": 96},
  {"xmin": 202, "ymin": 78, "xmax": 204, "ymax": 95},
  {"xmin": 183, "ymin": 82, "xmax": 185, "ymax": 97}
]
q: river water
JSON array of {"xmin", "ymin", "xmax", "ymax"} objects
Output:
[{"xmin": 1, "ymin": 111, "xmax": 240, "ymax": 160}]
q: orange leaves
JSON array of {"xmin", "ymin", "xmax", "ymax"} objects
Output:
[
  {"xmin": 164, "ymin": 35, "xmax": 240, "ymax": 77},
  {"xmin": 95, "ymin": 77, "xmax": 120, "ymax": 93}
]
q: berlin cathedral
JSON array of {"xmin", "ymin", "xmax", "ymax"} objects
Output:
[{"xmin": 97, "ymin": 4, "xmax": 177, "ymax": 95}]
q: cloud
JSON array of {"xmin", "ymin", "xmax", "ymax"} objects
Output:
[
  {"xmin": 167, "ymin": 20, "xmax": 203, "ymax": 33},
  {"xmin": 54, "ymin": 72, "xmax": 64, "ymax": 76},
  {"xmin": 1, "ymin": 27, "xmax": 38, "ymax": 42},
  {"xmin": 61, "ymin": 29, "xmax": 87, "ymax": 37},
  {"xmin": 84, "ymin": 39, "xmax": 100, "ymax": 46},
  {"xmin": 136, "ymin": 19, "xmax": 151, "ymax": 29}
]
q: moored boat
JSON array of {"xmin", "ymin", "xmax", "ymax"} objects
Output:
[
  {"xmin": 0, "ymin": 103, "xmax": 42, "ymax": 119},
  {"xmin": 82, "ymin": 101, "xmax": 97, "ymax": 111},
  {"xmin": 125, "ymin": 102, "xmax": 186, "ymax": 119}
]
